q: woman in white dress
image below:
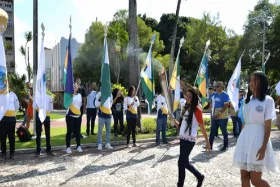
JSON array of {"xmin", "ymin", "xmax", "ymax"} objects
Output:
[{"xmin": 233, "ymin": 71, "xmax": 279, "ymax": 187}]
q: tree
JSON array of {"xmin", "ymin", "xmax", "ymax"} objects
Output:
[
  {"xmin": 19, "ymin": 31, "xmax": 33, "ymax": 83},
  {"xmin": 8, "ymin": 74, "xmax": 27, "ymax": 112}
]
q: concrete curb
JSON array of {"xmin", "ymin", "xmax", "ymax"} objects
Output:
[{"xmin": 14, "ymin": 129, "xmax": 279, "ymax": 154}]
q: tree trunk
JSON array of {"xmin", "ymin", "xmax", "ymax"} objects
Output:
[
  {"xmin": 169, "ymin": 0, "xmax": 182, "ymax": 80},
  {"xmin": 169, "ymin": 0, "xmax": 181, "ymax": 113},
  {"xmin": 128, "ymin": 0, "xmax": 142, "ymax": 129}
]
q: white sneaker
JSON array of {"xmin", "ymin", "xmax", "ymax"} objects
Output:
[
  {"xmin": 105, "ymin": 143, "xmax": 113, "ymax": 149},
  {"xmin": 97, "ymin": 144, "xmax": 102, "ymax": 151},
  {"xmin": 66, "ymin": 147, "xmax": 72, "ymax": 154},
  {"xmin": 77, "ymin": 146, "xmax": 83, "ymax": 153}
]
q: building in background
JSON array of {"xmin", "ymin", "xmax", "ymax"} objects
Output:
[
  {"xmin": 49, "ymin": 37, "xmax": 81, "ymax": 109},
  {"xmin": 1, "ymin": 0, "xmax": 15, "ymax": 74}
]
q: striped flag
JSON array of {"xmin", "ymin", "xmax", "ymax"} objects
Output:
[
  {"xmin": 140, "ymin": 35, "xmax": 156, "ymax": 114},
  {"xmin": 0, "ymin": 31, "xmax": 9, "ymax": 121},
  {"xmin": 100, "ymin": 31, "xmax": 112, "ymax": 114},
  {"xmin": 170, "ymin": 37, "xmax": 184, "ymax": 112},
  {"xmin": 35, "ymin": 34, "xmax": 47, "ymax": 122},
  {"xmin": 63, "ymin": 34, "xmax": 74, "ymax": 109},
  {"xmin": 195, "ymin": 40, "xmax": 210, "ymax": 109}
]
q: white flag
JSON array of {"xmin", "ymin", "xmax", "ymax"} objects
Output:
[
  {"xmin": 0, "ymin": 33, "xmax": 9, "ymax": 121},
  {"xmin": 227, "ymin": 57, "xmax": 242, "ymax": 112},
  {"xmin": 35, "ymin": 37, "xmax": 47, "ymax": 122},
  {"xmin": 276, "ymin": 81, "xmax": 280, "ymax": 96}
]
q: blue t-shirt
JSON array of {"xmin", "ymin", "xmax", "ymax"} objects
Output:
[
  {"xmin": 238, "ymin": 97, "xmax": 244, "ymax": 109},
  {"xmin": 213, "ymin": 91, "xmax": 230, "ymax": 119},
  {"xmin": 209, "ymin": 92, "xmax": 216, "ymax": 103}
]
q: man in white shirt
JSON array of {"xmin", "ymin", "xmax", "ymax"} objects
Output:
[{"xmin": 86, "ymin": 82, "xmax": 98, "ymax": 136}]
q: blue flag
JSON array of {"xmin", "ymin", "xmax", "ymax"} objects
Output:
[{"xmin": 63, "ymin": 34, "xmax": 74, "ymax": 109}]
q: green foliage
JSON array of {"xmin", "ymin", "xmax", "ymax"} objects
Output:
[
  {"xmin": 112, "ymin": 83, "xmax": 128, "ymax": 97},
  {"xmin": 8, "ymin": 74, "xmax": 27, "ymax": 112},
  {"xmin": 141, "ymin": 118, "xmax": 157, "ymax": 134},
  {"xmin": 46, "ymin": 89, "xmax": 56, "ymax": 99}
]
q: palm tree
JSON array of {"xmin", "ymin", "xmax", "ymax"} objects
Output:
[
  {"xmin": 8, "ymin": 74, "xmax": 27, "ymax": 112},
  {"xmin": 19, "ymin": 31, "xmax": 32, "ymax": 83}
]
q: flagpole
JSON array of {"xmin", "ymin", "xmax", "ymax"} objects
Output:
[
  {"xmin": 194, "ymin": 40, "xmax": 210, "ymax": 86},
  {"xmin": 32, "ymin": 0, "xmax": 38, "ymax": 136}
]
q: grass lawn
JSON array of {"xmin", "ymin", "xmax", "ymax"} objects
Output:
[
  {"xmin": 14, "ymin": 124, "xmax": 234, "ymax": 150},
  {"xmin": 16, "ymin": 111, "xmax": 64, "ymax": 121}
]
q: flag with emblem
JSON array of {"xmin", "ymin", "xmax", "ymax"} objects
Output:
[
  {"xmin": 140, "ymin": 35, "xmax": 156, "ymax": 114},
  {"xmin": 35, "ymin": 32, "xmax": 47, "ymax": 122},
  {"xmin": 63, "ymin": 34, "xmax": 74, "ymax": 109},
  {"xmin": 195, "ymin": 40, "xmax": 210, "ymax": 109},
  {"xmin": 227, "ymin": 55, "xmax": 242, "ymax": 111},
  {"xmin": 0, "ymin": 29, "xmax": 9, "ymax": 121},
  {"xmin": 100, "ymin": 31, "xmax": 112, "ymax": 114}
]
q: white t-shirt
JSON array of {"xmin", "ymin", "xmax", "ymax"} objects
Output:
[
  {"xmin": 179, "ymin": 106, "xmax": 204, "ymax": 142},
  {"xmin": 86, "ymin": 91, "xmax": 97, "ymax": 109}
]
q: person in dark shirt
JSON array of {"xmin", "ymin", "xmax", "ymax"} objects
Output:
[{"xmin": 112, "ymin": 88, "xmax": 124, "ymax": 138}]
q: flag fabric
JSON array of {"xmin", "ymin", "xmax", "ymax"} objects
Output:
[
  {"xmin": 195, "ymin": 54, "xmax": 209, "ymax": 109},
  {"xmin": 63, "ymin": 34, "xmax": 74, "ymax": 109},
  {"xmin": 140, "ymin": 43, "xmax": 154, "ymax": 114},
  {"xmin": 227, "ymin": 57, "xmax": 242, "ymax": 111},
  {"xmin": 35, "ymin": 37, "xmax": 47, "ymax": 122},
  {"xmin": 63, "ymin": 48, "xmax": 69, "ymax": 85},
  {"xmin": 100, "ymin": 34, "xmax": 112, "ymax": 114},
  {"xmin": 0, "ymin": 32, "xmax": 9, "ymax": 121},
  {"xmin": 170, "ymin": 55, "xmax": 181, "ymax": 112}
]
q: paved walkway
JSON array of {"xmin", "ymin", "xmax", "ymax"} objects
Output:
[{"xmin": 0, "ymin": 132, "xmax": 280, "ymax": 187}]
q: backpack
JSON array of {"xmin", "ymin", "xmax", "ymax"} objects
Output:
[{"xmin": 16, "ymin": 125, "xmax": 32, "ymax": 142}]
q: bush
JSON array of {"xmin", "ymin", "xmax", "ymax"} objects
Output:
[
  {"xmin": 141, "ymin": 118, "xmax": 157, "ymax": 134},
  {"xmin": 112, "ymin": 83, "xmax": 128, "ymax": 97},
  {"xmin": 204, "ymin": 117, "xmax": 211, "ymax": 126}
]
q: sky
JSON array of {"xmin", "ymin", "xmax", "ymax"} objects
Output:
[{"xmin": 13, "ymin": 0, "xmax": 277, "ymax": 76}]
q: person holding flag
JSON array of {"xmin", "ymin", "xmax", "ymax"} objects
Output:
[
  {"xmin": 63, "ymin": 18, "xmax": 83, "ymax": 154},
  {"xmin": 95, "ymin": 24, "xmax": 113, "ymax": 151},
  {"xmin": 124, "ymin": 86, "xmax": 140, "ymax": 147},
  {"xmin": 155, "ymin": 91, "xmax": 169, "ymax": 145},
  {"xmin": 0, "ymin": 9, "xmax": 19, "ymax": 159},
  {"xmin": 33, "ymin": 24, "xmax": 54, "ymax": 156}
]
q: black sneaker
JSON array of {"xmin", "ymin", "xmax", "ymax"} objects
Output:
[
  {"xmin": 86, "ymin": 132, "xmax": 90, "ymax": 136},
  {"xmin": 197, "ymin": 175, "xmax": 205, "ymax": 187},
  {"xmin": 156, "ymin": 142, "xmax": 160, "ymax": 146},
  {"xmin": 91, "ymin": 132, "xmax": 96, "ymax": 135},
  {"xmin": 1, "ymin": 153, "xmax": 6, "ymax": 159},
  {"xmin": 220, "ymin": 146, "xmax": 228, "ymax": 152},
  {"xmin": 114, "ymin": 133, "xmax": 118, "ymax": 138},
  {"xmin": 35, "ymin": 151, "xmax": 41, "ymax": 157},
  {"xmin": 163, "ymin": 141, "xmax": 169, "ymax": 144},
  {"xmin": 80, "ymin": 134, "xmax": 84, "ymax": 139},
  {"xmin": 46, "ymin": 151, "xmax": 55, "ymax": 156},
  {"xmin": 10, "ymin": 153, "xmax": 15, "ymax": 159}
]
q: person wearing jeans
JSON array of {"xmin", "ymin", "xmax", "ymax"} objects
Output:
[
  {"xmin": 95, "ymin": 91, "xmax": 113, "ymax": 151},
  {"xmin": 209, "ymin": 81, "xmax": 230, "ymax": 151},
  {"xmin": 124, "ymin": 86, "xmax": 139, "ymax": 148},
  {"xmin": 86, "ymin": 83, "xmax": 97, "ymax": 136},
  {"xmin": 34, "ymin": 93, "xmax": 54, "ymax": 156},
  {"xmin": 0, "ymin": 92, "xmax": 19, "ymax": 159},
  {"xmin": 155, "ymin": 93, "xmax": 168, "ymax": 145},
  {"xmin": 65, "ymin": 83, "xmax": 83, "ymax": 154}
]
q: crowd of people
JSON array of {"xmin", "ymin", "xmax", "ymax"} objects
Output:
[{"xmin": 0, "ymin": 72, "xmax": 279, "ymax": 187}]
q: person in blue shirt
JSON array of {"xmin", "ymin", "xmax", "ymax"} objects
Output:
[
  {"xmin": 209, "ymin": 87, "xmax": 219, "ymax": 138},
  {"xmin": 209, "ymin": 81, "xmax": 230, "ymax": 151},
  {"xmin": 236, "ymin": 89, "xmax": 245, "ymax": 136}
]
